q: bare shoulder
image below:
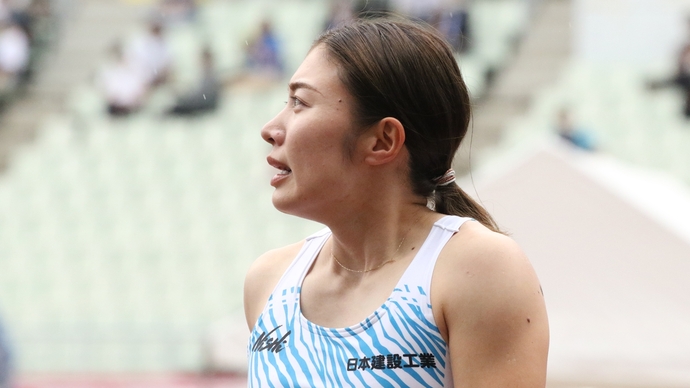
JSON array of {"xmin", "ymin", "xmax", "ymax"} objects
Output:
[
  {"xmin": 434, "ymin": 220, "xmax": 549, "ymax": 386},
  {"xmin": 435, "ymin": 220, "xmax": 543, "ymax": 309},
  {"xmin": 243, "ymin": 241, "xmax": 305, "ymax": 331}
]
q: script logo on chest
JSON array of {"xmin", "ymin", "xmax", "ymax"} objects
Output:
[{"xmin": 252, "ymin": 325, "xmax": 291, "ymax": 353}]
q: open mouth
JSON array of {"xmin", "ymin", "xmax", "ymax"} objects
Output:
[{"xmin": 267, "ymin": 156, "xmax": 292, "ymax": 181}]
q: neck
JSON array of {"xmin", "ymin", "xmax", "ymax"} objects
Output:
[{"xmin": 326, "ymin": 200, "xmax": 436, "ymax": 274}]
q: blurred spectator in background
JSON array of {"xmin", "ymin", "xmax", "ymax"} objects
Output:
[
  {"xmin": 228, "ymin": 19, "xmax": 285, "ymax": 89},
  {"xmin": 25, "ymin": 0, "xmax": 54, "ymax": 46},
  {"xmin": 648, "ymin": 16, "xmax": 690, "ymax": 119},
  {"xmin": 167, "ymin": 48, "xmax": 220, "ymax": 116},
  {"xmin": 390, "ymin": 0, "xmax": 470, "ymax": 53},
  {"xmin": 324, "ymin": 0, "xmax": 354, "ymax": 31},
  {"xmin": 0, "ymin": 0, "xmax": 56, "ymax": 84},
  {"xmin": 434, "ymin": 0, "xmax": 471, "ymax": 53},
  {"xmin": 0, "ymin": 17, "xmax": 29, "ymax": 96},
  {"xmin": 353, "ymin": 0, "xmax": 389, "ymax": 18},
  {"xmin": 126, "ymin": 18, "xmax": 172, "ymax": 87},
  {"xmin": 244, "ymin": 19, "xmax": 283, "ymax": 79},
  {"xmin": 97, "ymin": 41, "xmax": 149, "ymax": 117},
  {"xmin": 5, "ymin": 1, "xmax": 31, "ymax": 42},
  {"xmin": 649, "ymin": 46, "xmax": 690, "ymax": 118},
  {"xmin": 0, "ymin": 0, "xmax": 54, "ymax": 47},
  {"xmin": 157, "ymin": 0, "xmax": 197, "ymax": 26},
  {"xmin": 0, "ymin": 0, "xmax": 10, "ymax": 22},
  {"xmin": 556, "ymin": 108, "xmax": 596, "ymax": 151},
  {"xmin": 390, "ymin": 0, "xmax": 438, "ymax": 21},
  {"xmin": 0, "ymin": 313, "xmax": 12, "ymax": 388}
]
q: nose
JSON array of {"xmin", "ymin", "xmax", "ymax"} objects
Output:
[{"xmin": 260, "ymin": 112, "xmax": 285, "ymax": 146}]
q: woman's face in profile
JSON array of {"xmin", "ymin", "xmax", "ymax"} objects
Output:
[{"xmin": 260, "ymin": 45, "xmax": 363, "ymax": 219}]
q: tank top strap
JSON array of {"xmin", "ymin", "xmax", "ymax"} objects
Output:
[
  {"xmin": 270, "ymin": 227, "xmax": 331, "ymax": 296},
  {"xmin": 397, "ymin": 215, "xmax": 473, "ymax": 292}
]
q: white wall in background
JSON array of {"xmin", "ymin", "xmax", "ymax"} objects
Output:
[{"xmin": 574, "ymin": 0, "xmax": 690, "ymax": 67}]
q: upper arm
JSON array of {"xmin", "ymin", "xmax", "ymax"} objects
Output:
[
  {"xmin": 243, "ymin": 241, "xmax": 304, "ymax": 331},
  {"xmin": 436, "ymin": 226, "xmax": 549, "ymax": 387}
]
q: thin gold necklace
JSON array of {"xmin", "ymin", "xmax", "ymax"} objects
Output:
[{"xmin": 330, "ymin": 214, "xmax": 421, "ymax": 274}]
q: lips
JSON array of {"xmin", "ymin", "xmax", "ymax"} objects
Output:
[
  {"xmin": 267, "ymin": 156, "xmax": 292, "ymax": 185},
  {"xmin": 267, "ymin": 156, "xmax": 291, "ymax": 173}
]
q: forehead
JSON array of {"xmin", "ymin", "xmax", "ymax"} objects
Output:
[{"xmin": 290, "ymin": 45, "xmax": 345, "ymax": 94}]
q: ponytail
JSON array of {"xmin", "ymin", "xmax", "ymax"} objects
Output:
[{"xmin": 433, "ymin": 184, "xmax": 502, "ymax": 233}]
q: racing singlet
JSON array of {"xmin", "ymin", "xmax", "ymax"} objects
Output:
[{"xmin": 247, "ymin": 215, "xmax": 471, "ymax": 387}]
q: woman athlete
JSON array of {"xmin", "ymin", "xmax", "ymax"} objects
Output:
[{"xmin": 244, "ymin": 18, "xmax": 549, "ymax": 387}]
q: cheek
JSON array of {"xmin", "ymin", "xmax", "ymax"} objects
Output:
[
  {"xmin": 292, "ymin": 138, "xmax": 342, "ymax": 171},
  {"xmin": 292, "ymin": 123, "xmax": 348, "ymax": 159}
]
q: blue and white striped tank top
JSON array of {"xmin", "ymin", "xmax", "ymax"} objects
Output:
[{"xmin": 248, "ymin": 215, "xmax": 471, "ymax": 387}]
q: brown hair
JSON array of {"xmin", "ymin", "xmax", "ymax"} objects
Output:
[{"xmin": 315, "ymin": 18, "xmax": 500, "ymax": 232}]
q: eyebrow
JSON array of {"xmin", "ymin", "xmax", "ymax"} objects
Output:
[{"xmin": 288, "ymin": 81, "xmax": 323, "ymax": 96}]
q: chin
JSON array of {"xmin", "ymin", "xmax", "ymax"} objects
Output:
[
  {"xmin": 271, "ymin": 193, "xmax": 299, "ymax": 216},
  {"xmin": 271, "ymin": 199, "xmax": 292, "ymax": 215},
  {"xmin": 271, "ymin": 193, "xmax": 322, "ymax": 222}
]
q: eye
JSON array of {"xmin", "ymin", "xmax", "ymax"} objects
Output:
[{"xmin": 288, "ymin": 96, "xmax": 304, "ymax": 108}]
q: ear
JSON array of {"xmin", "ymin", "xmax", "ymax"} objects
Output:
[{"xmin": 362, "ymin": 117, "xmax": 406, "ymax": 166}]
